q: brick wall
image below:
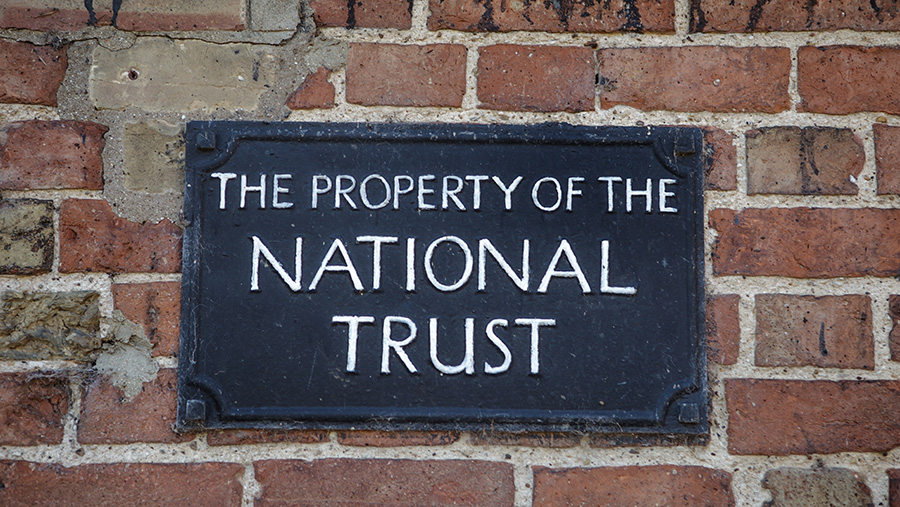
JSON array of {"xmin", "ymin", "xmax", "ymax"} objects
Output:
[{"xmin": 1, "ymin": 0, "xmax": 899, "ymax": 505}]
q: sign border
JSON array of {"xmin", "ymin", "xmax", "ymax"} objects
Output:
[{"xmin": 177, "ymin": 122, "xmax": 707, "ymax": 437}]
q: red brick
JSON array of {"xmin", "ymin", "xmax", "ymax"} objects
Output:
[
  {"xmin": 703, "ymin": 128, "xmax": 737, "ymax": 191},
  {"xmin": 111, "ymin": 282, "xmax": 180, "ymax": 357},
  {"xmin": 0, "ymin": 461, "xmax": 243, "ymax": 505},
  {"xmin": 710, "ymin": 208, "xmax": 900, "ymax": 278},
  {"xmin": 0, "ymin": 40, "xmax": 67, "ymax": 106},
  {"xmin": 310, "ymin": 0, "xmax": 412, "ymax": 28},
  {"xmin": 707, "ymin": 294, "xmax": 740, "ymax": 365},
  {"xmin": 532, "ymin": 466, "xmax": 734, "ymax": 506},
  {"xmin": 285, "ymin": 68, "xmax": 334, "ymax": 110},
  {"xmin": 755, "ymin": 294, "xmax": 873, "ymax": 369},
  {"xmin": 875, "ymin": 124, "xmax": 900, "ymax": 195},
  {"xmin": 0, "ymin": 121, "xmax": 107, "ymax": 191},
  {"xmin": 478, "ymin": 45, "xmax": 594, "ymax": 113},
  {"xmin": 346, "ymin": 44, "xmax": 466, "ymax": 108},
  {"xmin": 763, "ymin": 467, "xmax": 872, "ymax": 507},
  {"xmin": 428, "ymin": 0, "xmax": 674, "ymax": 33},
  {"xmin": 690, "ymin": 0, "xmax": 900, "ymax": 32},
  {"xmin": 255, "ymin": 459, "xmax": 514, "ymax": 506},
  {"xmin": 890, "ymin": 295, "xmax": 900, "ymax": 362},
  {"xmin": 0, "ymin": 373, "xmax": 68, "ymax": 446},
  {"xmin": 337, "ymin": 430, "xmax": 460, "ymax": 447},
  {"xmin": 0, "ymin": 1, "xmax": 245, "ymax": 31},
  {"xmin": 799, "ymin": 46, "xmax": 900, "ymax": 115},
  {"xmin": 598, "ymin": 47, "xmax": 790, "ymax": 113},
  {"xmin": 470, "ymin": 432, "xmax": 580, "ymax": 447},
  {"xmin": 890, "ymin": 469, "xmax": 900, "ymax": 507},
  {"xmin": 726, "ymin": 378, "xmax": 900, "ymax": 454},
  {"xmin": 59, "ymin": 199, "xmax": 181, "ymax": 274},
  {"xmin": 207, "ymin": 429, "xmax": 329, "ymax": 446},
  {"xmin": 78, "ymin": 369, "xmax": 188, "ymax": 444},
  {"xmin": 746, "ymin": 127, "xmax": 864, "ymax": 195}
]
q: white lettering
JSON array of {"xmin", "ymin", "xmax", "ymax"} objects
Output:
[
  {"xmin": 478, "ymin": 238, "xmax": 529, "ymax": 292},
  {"xmin": 429, "ymin": 317, "xmax": 475, "ymax": 375},
  {"xmin": 311, "ymin": 175, "xmax": 332, "ymax": 209},
  {"xmin": 532, "ymin": 177, "xmax": 562, "ymax": 212},
  {"xmin": 484, "ymin": 318, "xmax": 512, "ymax": 374},
  {"xmin": 514, "ymin": 318, "xmax": 556, "ymax": 374},
  {"xmin": 538, "ymin": 239, "xmax": 591, "ymax": 293},
  {"xmin": 308, "ymin": 238, "xmax": 364, "ymax": 291},
  {"xmin": 382, "ymin": 316, "xmax": 418, "ymax": 373},
  {"xmin": 442, "ymin": 175, "xmax": 466, "ymax": 210},
  {"xmin": 241, "ymin": 173, "xmax": 266, "ymax": 209},
  {"xmin": 272, "ymin": 174, "xmax": 293, "ymax": 209},
  {"xmin": 360, "ymin": 174, "xmax": 391, "ymax": 210},
  {"xmin": 332, "ymin": 315, "xmax": 375, "ymax": 372},
  {"xmin": 335, "ymin": 175, "xmax": 358, "ymax": 209},
  {"xmin": 626, "ymin": 178, "xmax": 652, "ymax": 213},
  {"xmin": 465, "ymin": 175, "xmax": 489, "ymax": 210},
  {"xmin": 424, "ymin": 236, "xmax": 473, "ymax": 292},
  {"xmin": 250, "ymin": 236, "xmax": 302, "ymax": 292},
  {"xmin": 211, "ymin": 172, "xmax": 237, "ymax": 209},
  {"xmin": 600, "ymin": 240, "xmax": 637, "ymax": 295},
  {"xmin": 491, "ymin": 176, "xmax": 522, "ymax": 211},
  {"xmin": 357, "ymin": 235, "xmax": 398, "ymax": 290}
]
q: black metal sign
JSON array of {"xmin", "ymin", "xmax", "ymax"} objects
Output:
[{"xmin": 178, "ymin": 122, "xmax": 706, "ymax": 435}]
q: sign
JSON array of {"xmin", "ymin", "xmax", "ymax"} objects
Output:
[{"xmin": 178, "ymin": 122, "xmax": 707, "ymax": 435}]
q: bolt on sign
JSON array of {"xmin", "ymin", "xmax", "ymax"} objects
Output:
[{"xmin": 178, "ymin": 122, "xmax": 707, "ymax": 435}]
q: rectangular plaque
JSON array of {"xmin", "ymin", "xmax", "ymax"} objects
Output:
[{"xmin": 178, "ymin": 122, "xmax": 706, "ymax": 435}]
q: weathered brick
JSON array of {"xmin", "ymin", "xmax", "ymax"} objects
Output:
[
  {"xmin": 690, "ymin": 0, "xmax": 900, "ymax": 32},
  {"xmin": 0, "ymin": 291, "xmax": 101, "ymax": 360},
  {"xmin": 707, "ymin": 294, "xmax": 740, "ymax": 365},
  {"xmin": 0, "ymin": 461, "xmax": 244, "ymax": 505},
  {"xmin": 598, "ymin": 47, "xmax": 790, "ymax": 113},
  {"xmin": 428, "ymin": 0, "xmax": 674, "ymax": 33},
  {"xmin": 91, "ymin": 38, "xmax": 275, "ymax": 113},
  {"xmin": 470, "ymin": 432, "xmax": 580, "ymax": 448},
  {"xmin": 0, "ymin": 0, "xmax": 245, "ymax": 31},
  {"xmin": 286, "ymin": 67, "xmax": 335, "ymax": 110},
  {"xmin": 532, "ymin": 466, "xmax": 734, "ymax": 506},
  {"xmin": 59, "ymin": 199, "xmax": 181, "ymax": 274},
  {"xmin": 755, "ymin": 295, "xmax": 873, "ymax": 369},
  {"xmin": 890, "ymin": 469, "xmax": 900, "ymax": 507},
  {"xmin": 0, "ymin": 199, "xmax": 53, "ymax": 275},
  {"xmin": 746, "ymin": 127, "xmax": 863, "ymax": 195},
  {"xmin": 0, "ymin": 121, "xmax": 107, "ymax": 191},
  {"xmin": 122, "ymin": 121, "xmax": 184, "ymax": 194},
  {"xmin": 703, "ymin": 128, "xmax": 737, "ymax": 191},
  {"xmin": 0, "ymin": 40, "xmax": 67, "ymax": 106},
  {"xmin": 478, "ymin": 45, "xmax": 594, "ymax": 113},
  {"xmin": 310, "ymin": 0, "xmax": 411, "ymax": 28},
  {"xmin": 762, "ymin": 467, "xmax": 872, "ymax": 507},
  {"xmin": 726, "ymin": 378, "xmax": 900, "ymax": 454},
  {"xmin": 890, "ymin": 295, "xmax": 900, "ymax": 362},
  {"xmin": 112, "ymin": 282, "xmax": 180, "ymax": 357},
  {"xmin": 799, "ymin": 46, "xmax": 900, "ymax": 115},
  {"xmin": 255, "ymin": 459, "xmax": 515, "ymax": 506},
  {"xmin": 207, "ymin": 429, "xmax": 329, "ymax": 446},
  {"xmin": 78, "ymin": 369, "xmax": 188, "ymax": 444},
  {"xmin": 875, "ymin": 124, "xmax": 900, "ymax": 195},
  {"xmin": 337, "ymin": 430, "xmax": 460, "ymax": 447},
  {"xmin": 0, "ymin": 373, "xmax": 68, "ymax": 446},
  {"xmin": 589, "ymin": 433, "xmax": 702, "ymax": 447},
  {"xmin": 710, "ymin": 208, "xmax": 900, "ymax": 278},
  {"xmin": 346, "ymin": 44, "xmax": 466, "ymax": 108}
]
